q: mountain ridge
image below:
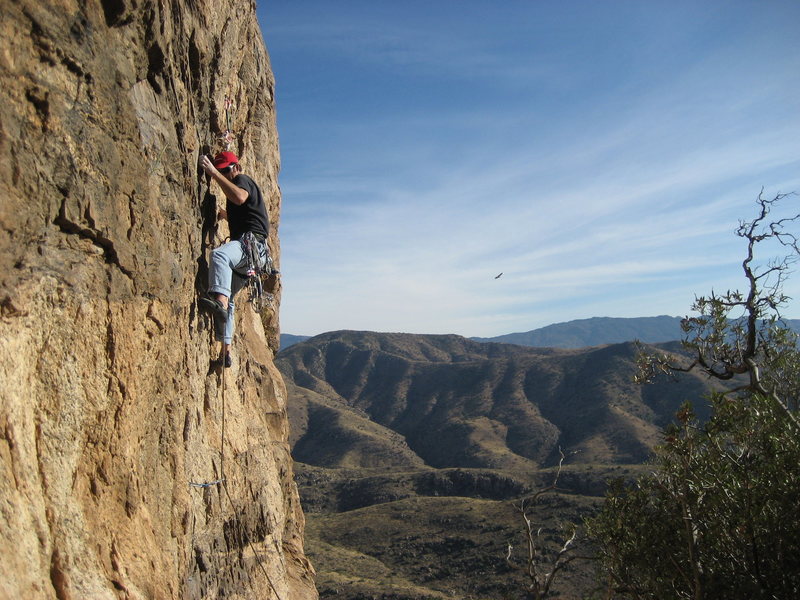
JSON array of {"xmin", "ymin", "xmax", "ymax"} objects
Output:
[
  {"xmin": 278, "ymin": 329, "xmax": 734, "ymax": 598},
  {"xmin": 471, "ymin": 315, "xmax": 683, "ymax": 347},
  {"xmin": 278, "ymin": 330, "xmax": 724, "ymax": 471},
  {"xmin": 279, "ymin": 316, "xmax": 683, "ymax": 352},
  {"xmin": 281, "ymin": 314, "xmax": 800, "ymax": 352}
]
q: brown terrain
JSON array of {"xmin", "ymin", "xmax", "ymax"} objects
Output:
[
  {"xmin": 0, "ymin": 1, "xmax": 315, "ymax": 598},
  {"xmin": 279, "ymin": 330, "xmax": 724, "ymax": 598}
]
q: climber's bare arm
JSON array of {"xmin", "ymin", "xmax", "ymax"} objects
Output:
[{"xmin": 199, "ymin": 155, "xmax": 249, "ymax": 205}]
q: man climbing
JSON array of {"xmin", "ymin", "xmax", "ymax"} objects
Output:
[{"xmin": 199, "ymin": 151, "xmax": 269, "ymax": 368}]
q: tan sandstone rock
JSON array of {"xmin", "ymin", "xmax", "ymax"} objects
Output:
[{"xmin": 0, "ymin": 0, "xmax": 315, "ymax": 598}]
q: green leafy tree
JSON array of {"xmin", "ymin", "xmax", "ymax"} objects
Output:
[
  {"xmin": 589, "ymin": 395, "xmax": 800, "ymax": 599},
  {"xmin": 588, "ymin": 192, "xmax": 800, "ymax": 599}
]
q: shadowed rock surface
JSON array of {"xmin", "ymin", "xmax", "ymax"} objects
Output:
[{"xmin": 0, "ymin": 1, "xmax": 315, "ymax": 598}]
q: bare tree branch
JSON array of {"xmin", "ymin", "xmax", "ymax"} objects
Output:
[
  {"xmin": 506, "ymin": 448, "xmax": 585, "ymax": 599},
  {"xmin": 635, "ymin": 191, "xmax": 800, "ymax": 430}
]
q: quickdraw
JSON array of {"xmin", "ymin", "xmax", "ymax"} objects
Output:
[
  {"xmin": 218, "ymin": 95, "xmax": 236, "ymax": 151},
  {"xmin": 241, "ymin": 232, "xmax": 277, "ymax": 311}
]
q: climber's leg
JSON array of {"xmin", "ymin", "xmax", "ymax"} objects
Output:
[
  {"xmin": 208, "ymin": 240, "xmax": 248, "ymax": 304},
  {"xmin": 220, "ymin": 271, "xmax": 248, "ymax": 346}
]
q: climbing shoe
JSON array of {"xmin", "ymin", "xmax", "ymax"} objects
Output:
[
  {"xmin": 210, "ymin": 352, "xmax": 232, "ymax": 370},
  {"xmin": 200, "ymin": 296, "xmax": 228, "ymax": 323}
]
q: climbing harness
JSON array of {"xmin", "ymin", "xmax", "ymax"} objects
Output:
[{"xmin": 240, "ymin": 231, "xmax": 278, "ymax": 312}]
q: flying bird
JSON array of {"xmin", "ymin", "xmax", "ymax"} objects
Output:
[{"xmin": 494, "ymin": 272, "xmax": 503, "ymax": 279}]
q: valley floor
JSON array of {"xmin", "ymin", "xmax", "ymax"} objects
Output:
[{"xmin": 295, "ymin": 463, "xmax": 644, "ymax": 599}]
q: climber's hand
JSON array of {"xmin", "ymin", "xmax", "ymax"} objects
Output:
[{"xmin": 199, "ymin": 154, "xmax": 217, "ymax": 176}]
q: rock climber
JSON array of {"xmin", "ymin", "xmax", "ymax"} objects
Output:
[{"xmin": 199, "ymin": 151, "xmax": 269, "ymax": 368}]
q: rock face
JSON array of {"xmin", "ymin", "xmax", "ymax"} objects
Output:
[{"xmin": 0, "ymin": 1, "xmax": 316, "ymax": 598}]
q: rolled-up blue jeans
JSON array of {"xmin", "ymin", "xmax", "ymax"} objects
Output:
[{"xmin": 208, "ymin": 238, "xmax": 266, "ymax": 344}]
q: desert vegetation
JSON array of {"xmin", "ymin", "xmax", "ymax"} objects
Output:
[{"xmin": 589, "ymin": 192, "xmax": 800, "ymax": 599}]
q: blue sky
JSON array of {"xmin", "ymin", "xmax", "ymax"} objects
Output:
[{"xmin": 255, "ymin": 1, "xmax": 800, "ymax": 338}]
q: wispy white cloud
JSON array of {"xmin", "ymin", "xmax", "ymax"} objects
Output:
[{"xmin": 262, "ymin": 1, "xmax": 800, "ymax": 336}]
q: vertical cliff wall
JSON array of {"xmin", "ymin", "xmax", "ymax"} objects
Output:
[{"xmin": 0, "ymin": 0, "xmax": 316, "ymax": 598}]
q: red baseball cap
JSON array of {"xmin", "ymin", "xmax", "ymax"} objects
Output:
[{"xmin": 212, "ymin": 151, "xmax": 238, "ymax": 169}]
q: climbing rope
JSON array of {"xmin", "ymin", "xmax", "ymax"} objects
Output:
[
  {"xmin": 221, "ymin": 481, "xmax": 285, "ymax": 600},
  {"xmin": 220, "ymin": 367, "xmax": 226, "ymax": 482},
  {"xmin": 186, "ymin": 368, "xmax": 285, "ymax": 599},
  {"xmin": 188, "ymin": 343, "xmax": 227, "ymax": 488},
  {"xmin": 224, "ymin": 96, "xmax": 234, "ymax": 134}
]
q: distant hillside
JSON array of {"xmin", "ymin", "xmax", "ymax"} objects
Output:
[
  {"xmin": 472, "ymin": 315, "xmax": 684, "ymax": 348},
  {"xmin": 280, "ymin": 317, "xmax": 682, "ymax": 352},
  {"xmin": 280, "ymin": 333, "xmax": 311, "ymax": 351},
  {"xmin": 278, "ymin": 330, "xmax": 734, "ymax": 599},
  {"xmin": 279, "ymin": 316, "xmax": 684, "ymax": 353},
  {"xmin": 279, "ymin": 330, "xmax": 725, "ymax": 471},
  {"xmin": 472, "ymin": 315, "xmax": 800, "ymax": 349},
  {"xmin": 282, "ymin": 317, "xmax": 800, "ymax": 353}
]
